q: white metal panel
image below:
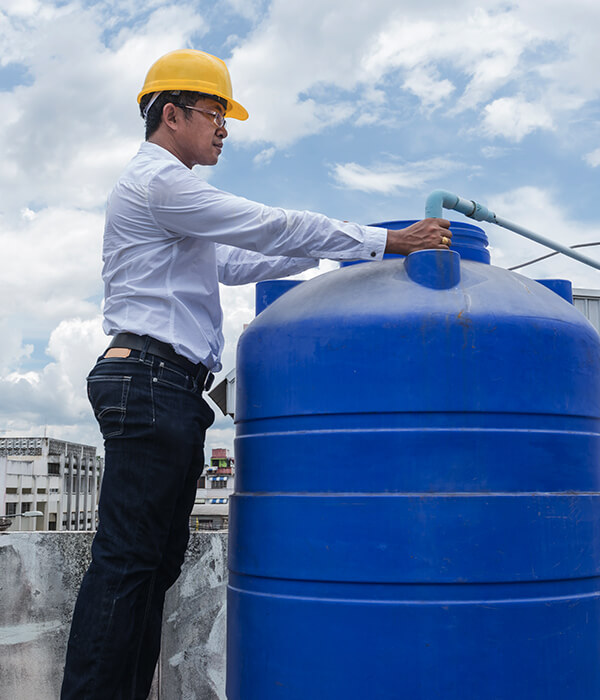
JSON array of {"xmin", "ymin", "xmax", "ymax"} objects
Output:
[{"xmin": 573, "ymin": 288, "xmax": 600, "ymax": 335}]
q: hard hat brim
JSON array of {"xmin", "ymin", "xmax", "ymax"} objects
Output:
[{"xmin": 137, "ymin": 84, "xmax": 248, "ymax": 121}]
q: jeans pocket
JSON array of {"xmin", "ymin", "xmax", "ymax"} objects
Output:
[
  {"xmin": 156, "ymin": 362, "xmax": 189, "ymax": 391},
  {"xmin": 87, "ymin": 375, "xmax": 132, "ymax": 439}
]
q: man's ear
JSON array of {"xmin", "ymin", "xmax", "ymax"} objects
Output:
[{"xmin": 161, "ymin": 103, "xmax": 179, "ymax": 131}]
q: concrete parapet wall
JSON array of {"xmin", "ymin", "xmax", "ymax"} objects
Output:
[{"xmin": 0, "ymin": 530, "xmax": 228, "ymax": 699}]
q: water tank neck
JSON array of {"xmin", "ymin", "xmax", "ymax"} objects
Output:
[{"xmin": 404, "ymin": 249, "xmax": 461, "ymax": 289}]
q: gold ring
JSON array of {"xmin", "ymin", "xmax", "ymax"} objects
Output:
[{"xmin": 441, "ymin": 236, "xmax": 450, "ymax": 246}]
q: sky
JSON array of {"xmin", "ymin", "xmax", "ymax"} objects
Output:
[{"xmin": 1, "ymin": 0, "xmax": 600, "ymax": 459}]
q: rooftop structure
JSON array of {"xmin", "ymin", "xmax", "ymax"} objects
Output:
[
  {"xmin": 0, "ymin": 437, "xmax": 103, "ymax": 532},
  {"xmin": 193, "ymin": 447, "xmax": 235, "ymax": 530}
]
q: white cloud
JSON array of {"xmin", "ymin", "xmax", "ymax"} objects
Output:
[
  {"xmin": 584, "ymin": 148, "xmax": 600, "ymax": 167},
  {"xmin": 332, "ymin": 158, "xmax": 461, "ymax": 194},
  {"xmin": 0, "ymin": 0, "xmax": 41, "ymax": 17},
  {"xmin": 225, "ymin": 1, "xmax": 600, "ymax": 154},
  {"xmin": 402, "ymin": 67, "xmax": 455, "ymax": 110},
  {"xmin": 0, "ymin": 2, "xmax": 207, "ymax": 214},
  {"xmin": 482, "ymin": 97, "xmax": 554, "ymax": 142},
  {"xmin": 253, "ymin": 147, "xmax": 276, "ymax": 166},
  {"xmin": 228, "ymin": 0, "xmax": 402, "ymax": 147},
  {"xmin": 361, "ymin": 6, "xmax": 538, "ymax": 107},
  {"xmin": 0, "ymin": 317, "xmax": 107, "ymax": 448},
  {"xmin": 0, "ymin": 207, "xmax": 103, "ymax": 327},
  {"xmin": 222, "ymin": 0, "xmax": 267, "ymax": 21},
  {"xmin": 0, "ymin": 322, "xmax": 33, "ymax": 375},
  {"xmin": 481, "ymin": 146, "xmax": 512, "ymax": 159}
]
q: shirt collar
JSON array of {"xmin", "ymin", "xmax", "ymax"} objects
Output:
[{"xmin": 138, "ymin": 140, "xmax": 187, "ymax": 167}]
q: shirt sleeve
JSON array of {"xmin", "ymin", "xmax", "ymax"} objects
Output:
[
  {"xmin": 216, "ymin": 245, "xmax": 319, "ymax": 286},
  {"xmin": 147, "ymin": 164, "xmax": 387, "ymax": 262}
]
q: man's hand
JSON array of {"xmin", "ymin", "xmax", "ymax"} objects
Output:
[{"xmin": 385, "ymin": 218, "xmax": 452, "ymax": 256}]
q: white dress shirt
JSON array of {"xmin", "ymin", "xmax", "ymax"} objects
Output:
[{"xmin": 102, "ymin": 141, "xmax": 387, "ymax": 371}]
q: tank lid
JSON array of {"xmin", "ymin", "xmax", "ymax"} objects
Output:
[{"xmin": 369, "ymin": 220, "xmax": 490, "ymax": 264}]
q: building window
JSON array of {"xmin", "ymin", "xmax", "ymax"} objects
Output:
[
  {"xmin": 21, "ymin": 502, "xmax": 32, "ymax": 514},
  {"xmin": 48, "ymin": 462, "xmax": 60, "ymax": 475},
  {"xmin": 5, "ymin": 503, "xmax": 17, "ymax": 516}
]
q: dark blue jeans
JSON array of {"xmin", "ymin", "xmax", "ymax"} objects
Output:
[{"xmin": 61, "ymin": 350, "xmax": 214, "ymax": 699}]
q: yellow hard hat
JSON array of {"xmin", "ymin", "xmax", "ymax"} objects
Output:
[{"xmin": 137, "ymin": 49, "xmax": 248, "ymax": 121}]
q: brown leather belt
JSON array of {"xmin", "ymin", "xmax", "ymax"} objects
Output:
[{"xmin": 108, "ymin": 332, "xmax": 214, "ymax": 391}]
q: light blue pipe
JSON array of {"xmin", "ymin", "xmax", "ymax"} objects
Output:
[{"xmin": 425, "ymin": 189, "xmax": 600, "ymax": 272}]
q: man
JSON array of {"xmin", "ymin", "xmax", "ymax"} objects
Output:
[{"xmin": 61, "ymin": 49, "xmax": 451, "ymax": 699}]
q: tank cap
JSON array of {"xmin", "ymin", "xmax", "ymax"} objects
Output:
[
  {"xmin": 255, "ymin": 280, "xmax": 303, "ymax": 315},
  {"xmin": 534, "ymin": 278, "xmax": 573, "ymax": 304},
  {"xmin": 404, "ymin": 249, "xmax": 461, "ymax": 289}
]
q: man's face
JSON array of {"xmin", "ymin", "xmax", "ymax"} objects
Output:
[{"xmin": 176, "ymin": 96, "xmax": 228, "ymax": 168}]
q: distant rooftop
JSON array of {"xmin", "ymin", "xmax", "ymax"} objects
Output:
[{"xmin": 0, "ymin": 436, "xmax": 97, "ymax": 460}]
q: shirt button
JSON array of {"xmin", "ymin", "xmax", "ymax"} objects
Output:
[
  {"xmin": 370, "ymin": 251, "xmax": 376, "ymax": 257},
  {"xmin": 153, "ymin": 377, "xmax": 158, "ymax": 383}
]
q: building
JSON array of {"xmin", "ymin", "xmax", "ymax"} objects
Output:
[
  {"xmin": 573, "ymin": 288, "xmax": 600, "ymax": 332},
  {"xmin": 0, "ymin": 437, "xmax": 103, "ymax": 531},
  {"xmin": 200, "ymin": 447, "xmax": 235, "ymax": 503},
  {"xmin": 191, "ymin": 447, "xmax": 235, "ymax": 530}
]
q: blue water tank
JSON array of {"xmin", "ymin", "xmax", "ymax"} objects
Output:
[{"xmin": 227, "ymin": 221, "xmax": 600, "ymax": 699}]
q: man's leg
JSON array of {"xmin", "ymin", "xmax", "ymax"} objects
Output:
[
  {"xmin": 130, "ymin": 437, "xmax": 205, "ymax": 699},
  {"xmin": 61, "ymin": 356, "xmax": 213, "ymax": 699}
]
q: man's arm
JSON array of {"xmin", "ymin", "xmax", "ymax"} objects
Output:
[
  {"xmin": 216, "ymin": 245, "xmax": 318, "ymax": 286},
  {"xmin": 151, "ymin": 166, "xmax": 452, "ymax": 261}
]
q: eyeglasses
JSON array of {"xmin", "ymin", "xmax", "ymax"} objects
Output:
[{"xmin": 176, "ymin": 104, "xmax": 226, "ymax": 129}]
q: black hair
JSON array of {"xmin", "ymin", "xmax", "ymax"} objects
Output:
[{"xmin": 140, "ymin": 90, "xmax": 228, "ymax": 140}]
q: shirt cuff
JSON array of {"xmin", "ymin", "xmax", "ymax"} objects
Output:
[{"xmin": 360, "ymin": 226, "xmax": 387, "ymax": 261}]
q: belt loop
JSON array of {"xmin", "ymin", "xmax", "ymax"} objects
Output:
[{"xmin": 139, "ymin": 335, "xmax": 151, "ymax": 362}]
